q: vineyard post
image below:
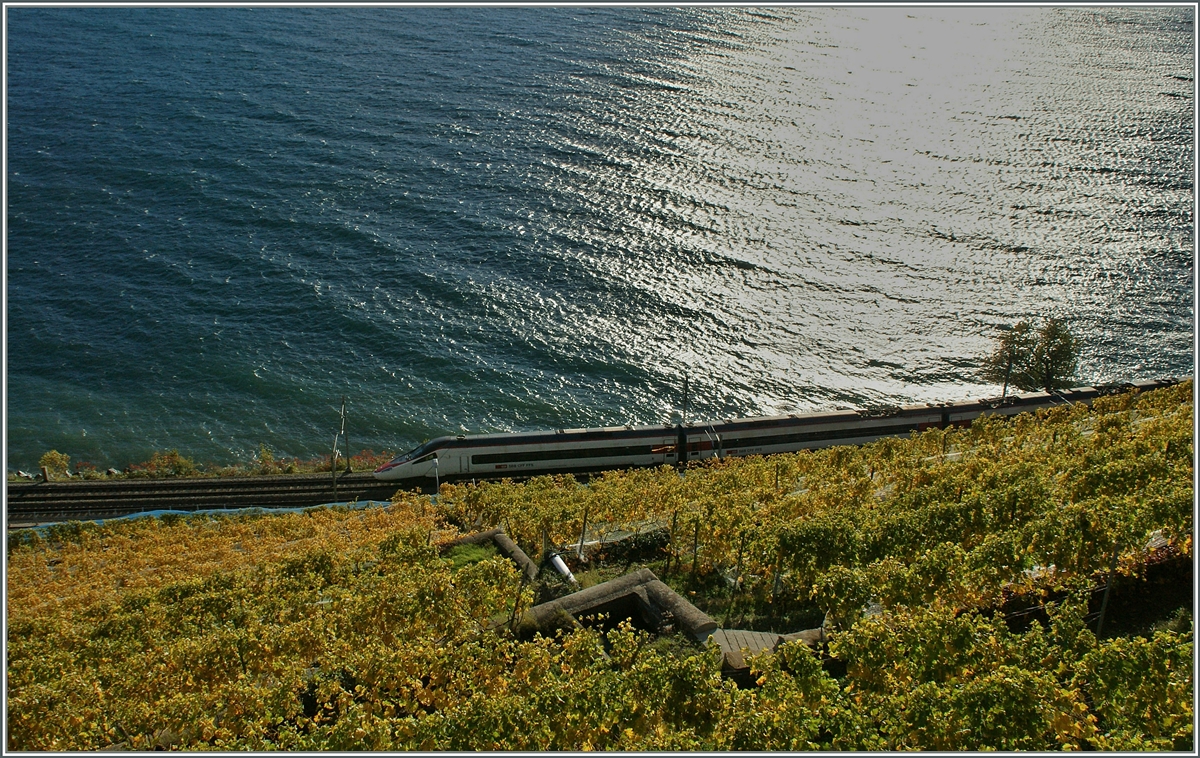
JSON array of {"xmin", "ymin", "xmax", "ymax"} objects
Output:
[
  {"xmin": 507, "ymin": 571, "xmax": 530, "ymax": 633},
  {"xmin": 1096, "ymin": 545, "xmax": 1121, "ymax": 638},
  {"xmin": 113, "ymin": 722, "xmax": 132, "ymax": 747},
  {"xmin": 771, "ymin": 545, "xmax": 783, "ymax": 605},
  {"xmin": 734, "ymin": 529, "xmax": 746, "ymax": 598},
  {"xmin": 576, "ymin": 507, "xmax": 589, "ymax": 562},
  {"xmin": 775, "ymin": 461, "xmax": 779, "ymax": 491},
  {"xmin": 690, "ymin": 519, "xmax": 700, "ymax": 584},
  {"xmin": 728, "ymin": 528, "xmax": 747, "ymax": 626},
  {"xmin": 666, "ymin": 509, "xmax": 678, "ymax": 576}
]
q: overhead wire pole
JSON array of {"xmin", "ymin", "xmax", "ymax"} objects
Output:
[
  {"xmin": 682, "ymin": 371, "xmax": 689, "ymax": 425},
  {"xmin": 340, "ymin": 396, "xmax": 350, "ymax": 473},
  {"xmin": 332, "ymin": 396, "xmax": 349, "ymax": 499},
  {"xmin": 331, "ymin": 434, "xmax": 340, "ymax": 500}
]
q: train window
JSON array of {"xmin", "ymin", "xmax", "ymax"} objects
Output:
[
  {"xmin": 412, "ymin": 452, "xmax": 437, "ymax": 465},
  {"xmin": 393, "ymin": 442, "xmax": 437, "ymax": 464},
  {"xmin": 471, "ymin": 444, "xmax": 656, "ymax": 466},
  {"xmin": 679, "ymin": 421, "xmax": 925, "ymax": 456}
]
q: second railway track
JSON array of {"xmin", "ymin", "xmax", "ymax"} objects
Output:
[{"xmin": 6, "ymin": 472, "xmax": 406, "ymax": 526}]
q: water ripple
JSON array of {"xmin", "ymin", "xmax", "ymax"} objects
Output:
[{"xmin": 6, "ymin": 6, "xmax": 1192, "ymax": 469}]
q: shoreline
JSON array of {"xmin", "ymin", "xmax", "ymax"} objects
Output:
[{"xmin": 9, "ymin": 376, "xmax": 1188, "ymax": 485}]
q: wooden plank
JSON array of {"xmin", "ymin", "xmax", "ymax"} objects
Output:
[{"xmin": 710, "ymin": 629, "xmax": 782, "ymax": 671}]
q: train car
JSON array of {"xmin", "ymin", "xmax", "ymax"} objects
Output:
[
  {"xmin": 373, "ymin": 378, "xmax": 1182, "ymax": 482},
  {"xmin": 373, "ymin": 423, "xmax": 685, "ymax": 481}
]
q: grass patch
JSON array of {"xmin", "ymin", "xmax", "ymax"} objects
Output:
[{"xmin": 442, "ymin": 540, "xmax": 499, "ymax": 570}]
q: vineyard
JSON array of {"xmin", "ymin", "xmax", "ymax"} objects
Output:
[{"xmin": 6, "ymin": 381, "xmax": 1194, "ymax": 750}]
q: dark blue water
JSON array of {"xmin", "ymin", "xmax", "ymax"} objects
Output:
[{"xmin": 7, "ymin": 7, "xmax": 1194, "ymax": 471}]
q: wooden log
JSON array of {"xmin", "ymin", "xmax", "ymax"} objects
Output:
[
  {"xmin": 520, "ymin": 568, "xmax": 657, "ymax": 634},
  {"xmin": 630, "ymin": 585, "xmax": 666, "ymax": 631},
  {"xmin": 778, "ymin": 628, "xmax": 825, "ymax": 647},
  {"xmin": 557, "ymin": 568, "xmax": 656, "ymax": 615},
  {"xmin": 493, "ymin": 532, "xmax": 539, "ymax": 584},
  {"xmin": 437, "ymin": 527, "xmax": 503, "ymax": 553},
  {"xmin": 517, "ymin": 568, "xmax": 721, "ymax": 642},
  {"xmin": 643, "ymin": 579, "xmax": 719, "ymax": 642}
]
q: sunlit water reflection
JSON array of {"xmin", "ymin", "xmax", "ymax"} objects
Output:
[{"xmin": 6, "ymin": 6, "xmax": 1192, "ymax": 469}]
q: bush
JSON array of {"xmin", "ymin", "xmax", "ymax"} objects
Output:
[
  {"xmin": 258, "ymin": 444, "xmax": 277, "ymax": 474},
  {"xmin": 812, "ymin": 564, "xmax": 872, "ymax": 629},
  {"xmin": 73, "ymin": 461, "xmax": 103, "ymax": 480},
  {"xmin": 982, "ymin": 318, "xmax": 1078, "ymax": 393},
  {"xmin": 126, "ymin": 450, "xmax": 199, "ymax": 479},
  {"xmin": 38, "ymin": 450, "xmax": 71, "ymax": 480}
]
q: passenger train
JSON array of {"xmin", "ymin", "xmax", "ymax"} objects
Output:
[{"xmin": 373, "ymin": 378, "xmax": 1182, "ymax": 482}]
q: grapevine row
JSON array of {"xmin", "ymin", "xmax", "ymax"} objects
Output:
[{"xmin": 6, "ymin": 381, "xmax": 1192, "ymax": 750}]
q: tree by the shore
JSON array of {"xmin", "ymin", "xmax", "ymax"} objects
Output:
[{"xmin": 982, "ymin": 318, "xmax": 1078, "ymax": 394}]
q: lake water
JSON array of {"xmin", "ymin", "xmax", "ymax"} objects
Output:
[{"xmin": 6, "ymin": 6, "xmax": 1193, "ymax": 471}]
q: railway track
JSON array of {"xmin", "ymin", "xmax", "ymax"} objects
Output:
[
  {"xmin": 8, "ymin": 377, "xmax": 1186, "ymax": 528},
  {"xmin": 6, "ymin": 472, "xmax": 407, "ymax": 527},
  {"xmin": 5, "ymin": 470, "xmax": 591, "ymax": 528}
]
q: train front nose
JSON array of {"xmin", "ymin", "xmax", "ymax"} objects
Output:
[{"xmin": 373, "ymin": 457, "xmax": 408, "ymax": 478}]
